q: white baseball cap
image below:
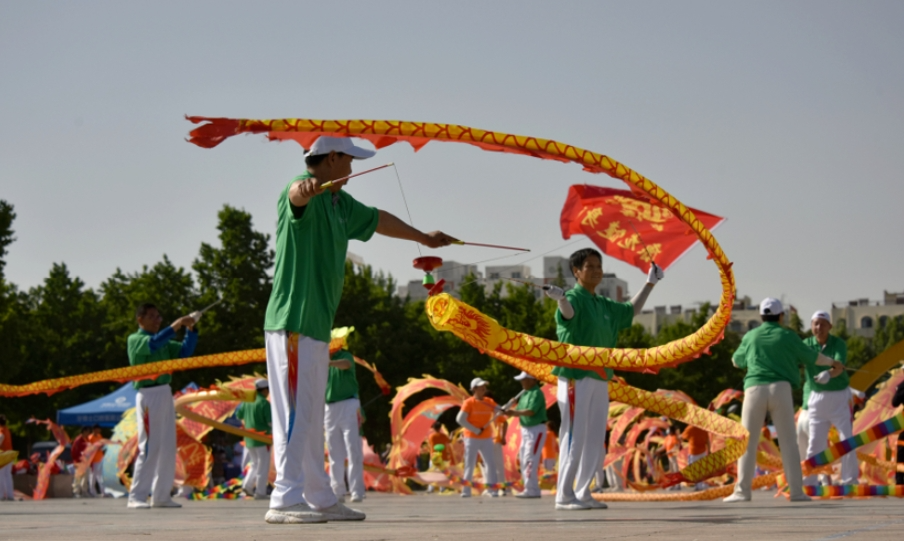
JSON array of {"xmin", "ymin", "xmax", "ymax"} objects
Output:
[
  {"xmin": 759, "ymin": 297, "xmax": 784, "ymax": 316},
  {"xmin": 470, "ymin": 377, "xmax": 489, "ymax": 390},
  {"xmin": 811, "ymin": 310, "xmax": 831, "ymax": 323},
  {"xmin": 254, "ymin": 378, "xmax": 269, "ymax": 390},
  {"xmin": 513, "ymin": 371, "xmax": 536, "ymax": 381},
  {"xmin": 304, "ymin": 136, "xmax": 376, "ymax": 159}
]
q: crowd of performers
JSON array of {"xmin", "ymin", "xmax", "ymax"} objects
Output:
[{"xmin": 23, "ymin": 136, "xmax": 883, "ymax": 523}]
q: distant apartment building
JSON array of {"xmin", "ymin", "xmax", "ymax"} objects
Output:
[
  {"xmin": 634, "ymin": 295, "xmax": 761, "ymax": 336},
  {"xmin": 831, "ymin": 290, "xmax": 904, "ymax": 338}
]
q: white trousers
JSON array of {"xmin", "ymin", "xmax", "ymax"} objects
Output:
[
  {"xmin": 556, "ymin": 377, "xmax": 608, "ymax": 504},
  {"xmin": 494, "ymin": 442, "xmax": 506, "ymax": 487},
  {"xmin": 266, "ymin": 331, "xmax": 336, "ymax": 510},
  {"xmin": 462, "ymin": 437, "xmax": 497, "ymax": 496},
  {"xmin": 519, "ymin": 424, "xmax": 547, "ymax": 496},
  {"xmin": 807, "ymin": 388, "xmax": 857, "ymax": 485},
  {"xmin": 242, "ymin": 445, "xmax": 271, "ymax": 497},
  {"xmin": 796, "ymin": 408, "xmax": 810, "ymax": 460},
  {"xmin": 732, "ymin": 382, "xmax": 804, "ymax": 499},
  {"xmin": 130, "ymin": 385, "xmax": 177, "ymax": 504},
  {"xmin": 91, "ymin": 458, "xmax": 106, "ymax": 497},
  {"xmin": 0, "ymin": 464, "xmax": 13, "ymax": 499},
  {"xmin": 325, "ymin": 397, "xmax": 365, "ymax": 500}
]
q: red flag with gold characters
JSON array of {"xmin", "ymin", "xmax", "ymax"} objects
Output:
[{"xmin": 560, "ymin": 185, "xmax": 725, "ymax": 272}]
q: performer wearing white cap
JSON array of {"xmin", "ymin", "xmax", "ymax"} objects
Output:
[
  {"xmin": 724, "ymin": 298, "xmax": 844, "ymax": 503},
  {"xmin": 544, "ymin": 248, "xmax": 663, "ymax": 510},
  {"xmin": 802, "ymin": 311, "xmax": 857, "ymax": 486},
  {"xmin": 503, "ymin": 372, "xmax": 548, "ymax": 498},
  {"xmin": 456, "ymin": 378, "xmax": 500, "ymax": 498},
  {"xmin": 237, "ymin": 379, "xmax": 272, "ymax": 499},
  {"xmin": 324, "ymin": 346, "xmax": 366, "ymax": 503},
  {"xmin": 126, "ymin": 303, "xmax": 198, "ymax": 509},
  {"xmin": 263, "ymin": 137, "xmax": 457, "ymax": 524}
]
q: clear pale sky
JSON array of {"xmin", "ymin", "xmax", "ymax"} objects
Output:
[{"xmin": 2, "ymin": 1, "xmax": 902, "ymax": 320}]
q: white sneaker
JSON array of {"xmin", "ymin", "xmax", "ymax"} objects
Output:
[
  {"xmin": 790, "ymin": 494, "xmax": 812, "ymax": 502},
  {"xmin": 265, "ymin": 503, "xmax": 328, "ymax": 524},
  {"xmin": 582, "ymin": 498, "xmax": 608, "ymax": 509},
  {"xmin": 151, "ymin": 499, "xmax": 182, "ymax": 508},
  {"xmin": 253, "ymin": 494, "xmax": 270, "ymax": 500},
  {"xmin": 515, "ymin": 492, "xmax": 540, "ymax": 499},
  {"xmin": 483, "ymin": 490, "xmax": 499, "ymax": 498},
  {"xmin": 349, "ymin": 494, "xmax": 364, "ymax": 503},
  {"xmin": 460, "ymin": 492, "xmax": 471, "ymax": 498},
  {"xmin": 555, "ymin": 500, "xmax": 591, "ymax": 510},
  {"xmin": 127, "ymin": 499, "xmax": 150, "ymax": 509},
  {"xmin": 318, "ymin": 502, "xmax": 365, "ymax": 521},
  {"xmin": 722, "ymin": 493, "xmax": 751, "ymax": 503}
]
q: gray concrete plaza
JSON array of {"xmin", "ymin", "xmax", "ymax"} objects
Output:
[{"xmin": 1, "ymin": 491, "xmax": 902, "ymax": 541}]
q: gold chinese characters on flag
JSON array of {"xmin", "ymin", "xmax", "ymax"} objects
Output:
[{"xmin": 560, "ymin": 185, "xmax": 725, "ymax": 272}]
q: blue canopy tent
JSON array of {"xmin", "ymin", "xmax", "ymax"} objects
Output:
[{"xmin": 57, "ymin": 384, "xmax": 137, "ymax": 427}]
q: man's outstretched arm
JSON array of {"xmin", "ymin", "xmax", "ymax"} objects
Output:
[{"xmin": 376, "ymin": 210, "xmax": 457, "ymax": 248}]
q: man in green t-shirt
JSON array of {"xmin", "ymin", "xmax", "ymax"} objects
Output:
[
  {"xmin": 324, "ymin": 349, "xmax": 365, "ymax": 503},
  {"xmin": 724, "ymin": 299, "xmax": 844, "ymax": 503},
  {"xmin": 238, "ymin": 379, "xmax": 272, "ymax": 499},
  {"xmin": 543, "ymin": 247, "xmax": 663, "ymax": 511},
  {"xmin": 504, "ymin": 371, "xmax": 548, "ymax": 499},
  {"xmin": 126, "ymin": 303, "xmax": 198, "ymax": 510},
  {"xmin": 263, "ymin": 136, "xmax": 457, "ymax": 525},
  {"xmin": 802, "ymin": 311, "xmax": 856, "ymax": 486}
]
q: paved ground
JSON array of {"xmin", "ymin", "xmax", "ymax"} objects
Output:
[{"xmin": 2, "ymin": 491, "xmax": 903, "ymax": 541}]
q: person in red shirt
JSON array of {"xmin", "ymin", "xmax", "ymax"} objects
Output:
[
  {"xmin": 87, "ymin": 425, "xmax": 106, "ymax": 497},
  {"xmin": 426, "ymin": 422, "xmax": 453, "ymax": 465},
  {"xmin": 70, "ymin": 426, "xmax": 91, "ymax": 497},
  {"xmin": 0, "ymin": 415, "xmax": 15, "ymax": 501},
  {"xmin": 541, "ymin": 421, "xmax": 558, "ymax": 472},
  {"xmin": 455, "ymin": 378, "xmax": 500, "ymax": 498},
  {"xmin": 682, "ymin": 424, "xmax": 711, "ymax": 490}
]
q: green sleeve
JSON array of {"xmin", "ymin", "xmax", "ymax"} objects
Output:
[
  {"xmin": 834, "ymin": 340, "xmax": 848, "ymax": 363},
  {"xmin": 235, "ymin": 403, "xmax": 245, "ymax": 422},
  {"xmin": 796, "ymin": 339, "xmax": 820, "ymax": 369},
  {"xmin": 342, "ymin": 191, "xmax": 380, "ymax": 242},
  {"xmin": 615, "ymin": 300, "xmax": 634, "ymax": 331},
  {"xmin": 331, "ymin": 350, "xmax": 355, "ymax": 363},
  {"xmin": 127, "ymin": 335, "xmax": 151, "ymax": 365},
  {"xmin": 732, "ymin": 337, "xmax": 749, "ymax": 369},
  {"xmin": 263, "ymin": 401, "xmax": 272, "ymax": 430}
]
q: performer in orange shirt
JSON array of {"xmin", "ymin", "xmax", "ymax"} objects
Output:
[
  {"xmin": 87, "ymin": 425, "xmax": 106, "ymax": 497},
  {"xmin": 541, "ymin": 421, "xmax": 558, "ymax": 472},
  {"xmin": 455, "ymin": 378, "xmax": 500, "ymax": 498},
  {"xmin": 426, "ymin": 421, "xmax": 453, "ymax": 465},
  {"xmin": 682, "ymin": 424, "xmax": 710, "ymax": 490}
]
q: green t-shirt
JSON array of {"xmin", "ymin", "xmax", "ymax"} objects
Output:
[
  {"xmin": 127, "ymin": 329, "xmax": 182, "ymax": 389},
  {"xmin": 326, "ymin": 350, "xmax": 359, "ymax": 404},
  {"xmin": 732, "ymin": 322, "xmax": 820, "ymax": 390},
  {"xmin": 236, "ymin": 392, "xmax": 272, "ymax": 448},
  {"xmin": 553, "ymin": 284, "xmax": 634, "ymax": 381},
  {"xmin": 263, "ymin": 173, "xmax": 380, "ymax": 342},
  {"xmin": 516, "ymin": 385, "xmax": 548, "ymax": 427},
  {"xmin": 801, "ymin": 335, "xmax": 849, "ymax": 408}
]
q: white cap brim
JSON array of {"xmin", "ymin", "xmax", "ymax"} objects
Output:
[{"xmin": 514, "ymin": 371, "xmax": 536, "ymax": 381}]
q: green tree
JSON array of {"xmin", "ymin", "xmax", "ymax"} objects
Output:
[
  {"xmin": 0, "ymin": 200, "xmax": 15, "ymax": 281},
  {"xmin": 192, "ymin": 205, "xmax": 274, "ymax": 354}
]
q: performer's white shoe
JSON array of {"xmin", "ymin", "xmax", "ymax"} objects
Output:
[
  {"xmin": 126, "ymin": 499, "xmax": 150, "ymax": 509},
  {"xmin": 789, "ymin": 494, "xmax": 812, "ymax": 502},
  {"xmin": 555, "ymin": 500, "xmax": 591, "ymax": 510},
  {"xmin": 515, "ymin": 492, "xmax": 540, "ymax": 499},
  {"xmin": 318, "ymin": 502, "xmax": 366, "ymax": 521},
  {"xmin": 151, "ymin": 499, "xmax": 182, "ymax": 508},
  {"xmin": 582, "ymin": 498, "xmax": 608, "ymax": 509},
  {"xmin": 722, "ymin": 493, "xmax": 751, "ymax": 503},
  {"xmin": 253, "ymin": 494, "xmax": 270, "ymax": 500},
  {"xmin": 349, "ymin": 494, "xmax": 364, "ymax": 503},
  {"xmin": 265, "ymin": 503, "xmax": 328, "ymax": 524}
]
